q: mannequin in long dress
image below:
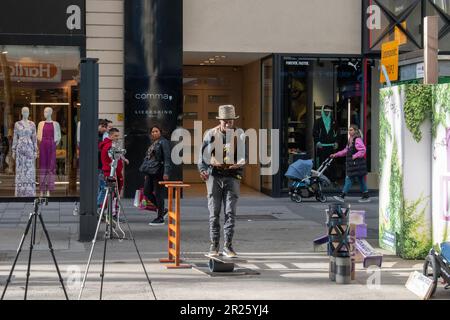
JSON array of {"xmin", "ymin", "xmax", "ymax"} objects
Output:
[
  {"xmin": 12, "ymin": 107, "xmax": 37, "ymax": 197},
  {"xmin": 37, "ymin": 107, "xmax": 61, "ymax": 196}
]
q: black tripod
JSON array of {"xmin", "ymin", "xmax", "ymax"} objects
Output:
[
  {"xmin": 1, "ymin": 198, "xmax": 68, "ymax": 300},
  {"xmin": 78, "ymin": 160, "xmax": 156, "ymax": 300}
]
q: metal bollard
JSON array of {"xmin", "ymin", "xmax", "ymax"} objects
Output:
[
  {"xmin": 335, "ymin": 256, "xmax": 352, "ymax": 284},
  {"xmin": 329, "ymin": 256, "xmax": 336, "ymax": 281}
]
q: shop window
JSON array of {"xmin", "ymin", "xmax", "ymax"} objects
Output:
[
  {"xmin": 184, "ymin": 94, "xmax": 199, "ymax": 104},
  {"xmin": 0, "ymin": 45, "xmax": 80, "ymax": 197},
  {"xmin": 280, "ymin": 57, "xmax": 364, "ymax": 192}
]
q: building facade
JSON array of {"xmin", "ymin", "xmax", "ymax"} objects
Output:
[{"xmin": 1, "ymin": 0, "xmax": 449, "ymax": 198}]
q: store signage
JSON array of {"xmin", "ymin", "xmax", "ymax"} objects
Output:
[
  {"xmin": 285, "ymin": 60, "xmax": 310, "ymax": 66},
  {"xmin": 0, "ymin": 0, "xmax": 85, "ymax": 35},
  {"xmin": 66, "ymin": 5, "xmax": 82, "ymax": 31},
  {"xmin": 0, "ymin": 61, "xmax": 61, "ymax": 82},
  {"xmin": 416, "ymin": 63, "xmax": 425, "ymax": 79},
  {"xmin": 405, "ymin": 271, "xmax": 434, "ymax": 300},
  {"xmin": 394, "ymin": 21, "xmax": 408, "ymax": 45},
  {"xmin": 124, "ymin": 0, "xmax": 182, "ymax": 197},
  {"xmin": 380, "ymin": 41, "xmax": 399, "ymax": 83}
]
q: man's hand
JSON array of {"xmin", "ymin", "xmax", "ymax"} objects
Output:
[
  {"xmin": 163, "ymin": 174, "xmax": 169, "ymax": 181},
  {"xmin": 330, "ymin": 153, "xmax": 336, "ymax": 158},
  {"xmin": 228, "ymin": 164, "xmax": 243, "ymax": 170},
  {"xmin": 124, "ymin": 158, "xmax": 129, "ymax": 165},
  {"xmin": 200, "ymin": 170, "xmax": 209, "ymax": 181}
]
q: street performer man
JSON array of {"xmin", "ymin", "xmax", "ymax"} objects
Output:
[{"xmin": 198, "ymin": 105, "xmax": 246, "ymax": 258}]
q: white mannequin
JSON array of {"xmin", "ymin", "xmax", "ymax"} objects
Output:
[
  {"xmin": 37, "ymin": 107, "xmax": 61, "ymax": 196},
  {"xmin": 12, "ymin": 107, "xmax": 34, "ymax": 159},
  {"xmin": 37, "ymin": 107, "xmax": 61, "ymax": 145},
  {"xmin": 12, "ymin": 106, "xmax": 37, "ymax": 196}
]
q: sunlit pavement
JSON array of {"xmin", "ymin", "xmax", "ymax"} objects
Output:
[{"xmin": 0, "ymin": 193, "xmax": 448, "ymax": 300}]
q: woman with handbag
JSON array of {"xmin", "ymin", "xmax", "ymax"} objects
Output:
[
  {"xmin": 140, "ymin": 125, "xmax": 171, "ymax": 226},
  {"xmin": 330, "ymin": 124, "xmax": 370, "ymax": 203}
]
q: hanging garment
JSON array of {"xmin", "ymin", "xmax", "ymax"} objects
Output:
[
  {"xmin": 12, "ymin": 120, "xmax": 37, "ymax": 197},
  {"xmin": 39, "ymin": 122, "xmax": 57, "ymax": 193}
]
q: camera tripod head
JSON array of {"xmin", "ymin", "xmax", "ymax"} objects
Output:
[{"xmin": 34, "ymin": 197, "xmax": 49, "ymax": 206}]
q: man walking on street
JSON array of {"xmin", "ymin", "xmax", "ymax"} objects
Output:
[{"xmin": 198, "ymin": 105, "xmax": 246, "ymax": 258}]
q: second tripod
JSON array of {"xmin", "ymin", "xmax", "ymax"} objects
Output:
[{"xmin": 78, "ymin": 173, "xmax": 156, "ymax": 300}]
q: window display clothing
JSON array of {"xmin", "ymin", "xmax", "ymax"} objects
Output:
[
  {"xmin": 0, "ymin": 135, "xmax": 9, "ymax": 172},
  {"xmin": 313, "ymin": 106, "xmax": 337, "ymax": 181},
  {"xmin": 12, "ymin": 120, "xmax": 37, "ymax": 197},
  {"xmin": 37, "ymin": 121, "xmax": 61, "ymax": 193}
]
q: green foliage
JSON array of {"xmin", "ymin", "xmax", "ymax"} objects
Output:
[
  {"xmin": 388, "ymin": 140, "xmax": 402, "ymax": 234},
  {"xmin": 404, "ymin": 84, "xmax": 433, "ymax": 142},
  {"xmin": 432, "ymin": 84, "xmax": 450, "ymax": 137},
  {"xmin": 398, "ymin": 195, "xmax": 432, "ymax": 260},
  {"xmin": 379, "ymin": 89, "xmax": 393, "ymax": 176}
]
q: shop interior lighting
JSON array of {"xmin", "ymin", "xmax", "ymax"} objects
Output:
[{"xmin": 30, "ymin": 102, "xmax": 70, "ymax": 106}]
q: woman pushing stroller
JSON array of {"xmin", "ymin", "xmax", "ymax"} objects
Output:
[{"xmin": 330, "ymin": 124, "xmax": 370, "ymax": 203}]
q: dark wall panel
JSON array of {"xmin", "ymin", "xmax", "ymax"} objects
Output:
[{"xmin": 124, "ymin": 0, "xmax": 183, "ymax": 197}]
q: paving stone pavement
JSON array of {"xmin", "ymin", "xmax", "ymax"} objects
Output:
[{"xmin": 0, "ymin": 196, "xmax": 447, "ymax": 300}]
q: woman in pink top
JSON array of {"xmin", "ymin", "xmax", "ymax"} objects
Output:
[{"xmin": 330, "ymin": 124, "xmax": 370, "ymax": 203}]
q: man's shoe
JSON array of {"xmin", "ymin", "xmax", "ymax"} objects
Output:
[
  {"xmin": 208, "ymin": 243, "xmax": 220, "ymax": 257},
  {"xmin": 223, "ymin": 244, "xmax": 237, "ymax": 258},
  {"xmin": 333, "ymin": 193, "xmax": 346, "ymax": 203},
  {"xmin": 358, "ymin": 192, "xmax": 371, "ymax": 203},
  {"xmin": 149, "ymin": 216, "xmax": 165, "ymax": 226}
]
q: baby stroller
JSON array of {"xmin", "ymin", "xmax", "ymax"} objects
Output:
[
  {"xmin": 285, "ymin": 158, "xmax": 333, "ymax": 203},
  {"xmin": 423, "ymin": 242, "xmax": 450, "ymax": 298}
]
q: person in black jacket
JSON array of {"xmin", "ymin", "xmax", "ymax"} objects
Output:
[{"xmin": 144, "ymin": 125, "xmax": 171, "ymax": 226}]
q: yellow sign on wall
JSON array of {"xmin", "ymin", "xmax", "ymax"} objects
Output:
[
  {"xmin": 395, "ymin": 21, "xmax": 407, "ymax": 45},
  {"xmin": 380, "ymin": 40, "xmax": 399, "ymax": 83}
]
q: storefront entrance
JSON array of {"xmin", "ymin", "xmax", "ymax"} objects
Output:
[
  {"xmin": 263, "ymin": 55, "xmax": 373, "ymax": 197},
  {"xmin": 182, "ymin": 66, "xmax": 243, "ymax": 184}
]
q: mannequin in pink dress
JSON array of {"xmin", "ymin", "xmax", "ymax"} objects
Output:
[{"xmin": 37, "ymin": 107, "xmax": 61, "ymax": 197}]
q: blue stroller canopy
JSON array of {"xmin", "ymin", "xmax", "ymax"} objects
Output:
[{"xmin": 285, "ymin": 159, "xmax": 313, "ymax": 180}]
